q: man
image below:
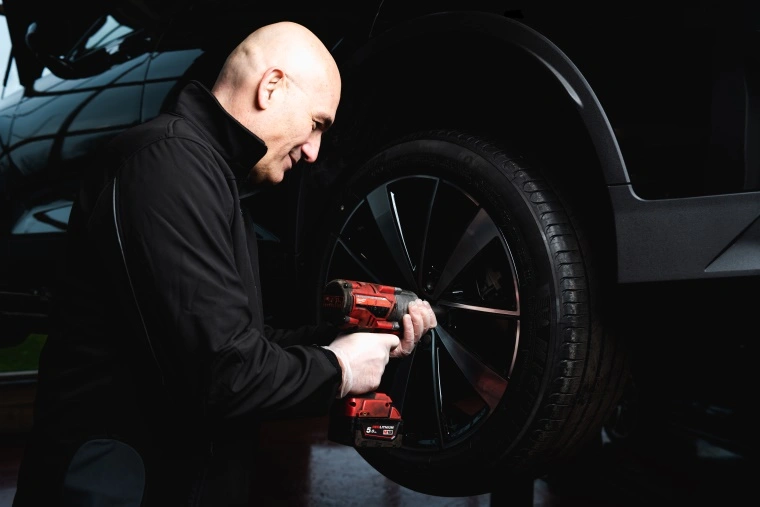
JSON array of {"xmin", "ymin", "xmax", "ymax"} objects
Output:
[{"xmin": 14, "ymin": 21, "xmax": 436, "ymax": 507}]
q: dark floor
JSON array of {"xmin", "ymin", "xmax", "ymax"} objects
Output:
[{"xmin": 0, "ymin": 411, "xmax": 751, "ymax": 507}]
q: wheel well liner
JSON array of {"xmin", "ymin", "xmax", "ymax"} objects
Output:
[{"xmin": 330, "ymin": 11, "xmax": 628, "ymax": 189}]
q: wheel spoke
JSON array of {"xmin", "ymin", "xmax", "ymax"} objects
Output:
[
  {"xmin": 437, "ymin": 300, "xmax": 519, "ymax": 317},
  {"xmin": 367, "ymin": 186, "xmax": 417, "ymax": 289},
  {"xmin": 431, "ymin": 208, "xmax": 502, "ymax": 300},
  {"xmin": 416, "ymin": 178, "xmax": 438, "ymax": 289},
  {"xmin": 386, "ymin": 348, "xmax": 417, "ymax": 414},
  {"xmin": 332, "ymin": 236, "xmax": 382, "ymax": 283},
  {"xmin": 435, "ymin": 326, "xmax": 507, "ymax": 411},
  {"xmin": 432, "ymin": 334, "xmax": 447, "ymax": 447}
]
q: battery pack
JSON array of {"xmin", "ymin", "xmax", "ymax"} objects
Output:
[{"xmin": 327, "ymin": 392, "xmax": 403, "ymax": 448}]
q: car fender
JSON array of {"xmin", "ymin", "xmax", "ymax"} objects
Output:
[{"xmin": 340, "ymin": 10, "xmax": 629, "ymax": 187}]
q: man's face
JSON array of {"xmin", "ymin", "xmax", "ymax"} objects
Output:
[{"xmin": 251, "ymin": 73, "xmax": 339, "ymax": 185}]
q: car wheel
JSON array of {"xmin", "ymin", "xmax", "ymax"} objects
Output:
[{"xmin": 314, "ymin": 130, "xmax": 628, "ymax": 496}]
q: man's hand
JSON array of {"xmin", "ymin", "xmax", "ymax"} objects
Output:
[
  {"xmin": 325, "ymin": 332, "xmax": 400, "ymax": 398},
  {"xmin": 390, "ymin": 299, "xmax": 437, "ymax": 358}
]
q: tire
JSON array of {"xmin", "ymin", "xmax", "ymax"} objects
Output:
[{"xmin": 314, "ymin": 130, "xmax": 628, "ymax": 496}]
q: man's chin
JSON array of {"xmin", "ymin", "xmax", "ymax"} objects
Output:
[
  {"xmin": 266, "ymin": 172, "xmax": 286, "ymax": 186},
  {"xmin": 273, "ymin": 169, "xmax": 288, "ymax": 184},
  {"xmin": 250, "ymin": 169, "xmax": 285, "ymax": 186}
]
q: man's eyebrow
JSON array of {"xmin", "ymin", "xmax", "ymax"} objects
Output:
[{"xmin": 318, "ymin": 115, "xmax": 333, "ymax": 131}]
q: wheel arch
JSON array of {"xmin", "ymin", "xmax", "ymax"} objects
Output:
[{"xmin": 329, "ymin": 11, "xmax": 627, "ymax": 182}]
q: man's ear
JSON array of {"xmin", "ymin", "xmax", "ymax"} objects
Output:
[{"xmin": 256, "ymin": 67, "xmax": 285, "ymax": 110}]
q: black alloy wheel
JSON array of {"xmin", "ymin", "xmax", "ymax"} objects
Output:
[{"xmin": 314, "ymin": 130, "xmax": 628, "ymax": 496}]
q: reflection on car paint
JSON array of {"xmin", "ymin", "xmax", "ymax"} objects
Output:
[{"xmin": 12, "ymin": 199, "xmax": 72, "ymax": 234}]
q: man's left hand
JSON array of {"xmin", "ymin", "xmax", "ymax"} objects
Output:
[{"xmin": 391, "ymin": 300, "xmax": 437, "ymax": 358}]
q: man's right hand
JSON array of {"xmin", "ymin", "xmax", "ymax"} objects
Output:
[{"xmin": 324, "ymin": 332, "xmax": 400, "ymax": 398}]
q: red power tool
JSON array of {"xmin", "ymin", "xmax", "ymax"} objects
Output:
[{"xmin": 322, "ymin": 279, "xmax": 418, "ymax": 448}]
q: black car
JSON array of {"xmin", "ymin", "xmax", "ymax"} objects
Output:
[{"xmin": 0, "ymin": 0, "xmax": 755, "ymax": 497}]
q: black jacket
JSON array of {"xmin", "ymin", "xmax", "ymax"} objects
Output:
[{"xmin": 14, "ymin": 81, "xmax": 341, "ymax": 507}]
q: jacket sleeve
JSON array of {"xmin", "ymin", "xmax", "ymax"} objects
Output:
[
  {"xmin": 264, "ymin": 323, "xmax": 339, "ymax": 348},
  {"xmin": 108, "ymin": 137, "xmax": 341, "ymax": 424}
]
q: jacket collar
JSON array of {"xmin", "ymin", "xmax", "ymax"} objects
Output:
[{"xmin": 172, "ymin": 80, "xmax": 267, "ymax": 185}]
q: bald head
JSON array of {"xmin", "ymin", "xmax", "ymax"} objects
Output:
[
  {"xmin": 211, "ymin": 21, "xmax": 341, "ymax": 184},
  {"xmin": 213, "ymin": 21, "xmax": 340, "ymax": 100}
]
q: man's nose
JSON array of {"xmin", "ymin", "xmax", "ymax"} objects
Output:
[{"xmin": 301, "ymin": 135, "xmax": 321, "ymax": 163}]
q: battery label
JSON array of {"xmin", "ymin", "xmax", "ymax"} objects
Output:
[
  {"xmin": 354, "ymin": 419, "xmax": 403, "ymax": 448},
  {"xmin": 363, "ymin": 424, "xmax": 398, "ymax": 438}
]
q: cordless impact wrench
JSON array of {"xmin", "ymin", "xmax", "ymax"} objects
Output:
[{"xmin": 321, "ymin": 278, "xmax": 418, "ymax": 448}]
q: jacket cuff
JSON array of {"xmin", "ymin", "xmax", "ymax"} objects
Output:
[{"xmin": 312, "ymin": 344, "xmax": 341, "ymax": 380}]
